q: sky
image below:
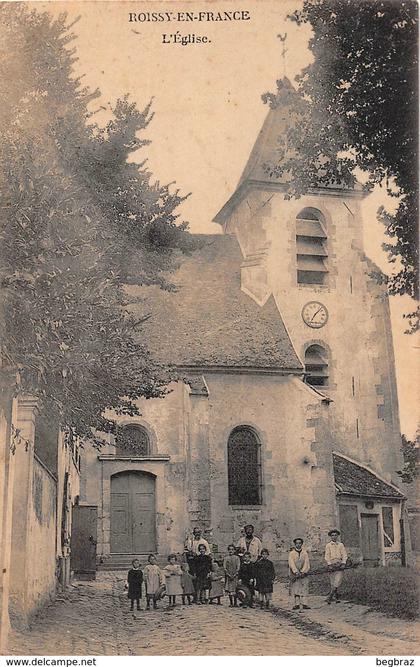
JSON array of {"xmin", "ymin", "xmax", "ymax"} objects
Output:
[{"xmin": 32, "ymin": 0, "xmax": 419, "ymax": 438}]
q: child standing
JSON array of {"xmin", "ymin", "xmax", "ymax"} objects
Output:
[
  {"xmin": 209, "ymin": 557, "xmax": 225, "ymax": 605},
  {"xmin": 163, "ymin": 554, "xmax": 183, "ymax": 607},
  {"xmin": 193, "ymin": 543, "xmax": 212, "ymax": 604},
  {"xmin": 325, "ymin": 529, "xmax": 347, "ymax": 604},
  {"xmin": 288, "ymin": 537, "xmax": 310, "ymax": 611},
  {"xmin": 180, "ymin": 562, "xmax": 195, "ymax": 605},
  {"xmin": 254, "ymin": 548, "xmax": 276, "ymax": 609},
  {"xmin": 238, "ymin": 551, "xmax": 255, "ymax": 608},
  {"xmin": 126, "ymin": 558, "xmax": 143, "ymax": 611},
  {"xmin": 143, "ymin": 554, "xmax": 164, "ymax": 610},
  {"xmin": 224, "ymin": 544, "xmax": 240, "ymax": 607}
]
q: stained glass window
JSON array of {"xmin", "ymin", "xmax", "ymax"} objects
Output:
[
  {"xmin": 115, "ymin": 425, "xmax": 150, "ymax": 456},
  {"xmin": 228, "ymin": 427, "xmax": 261, "ymax": 505}
]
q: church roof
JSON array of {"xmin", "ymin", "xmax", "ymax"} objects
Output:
[
  {"xmin": 237, "ymin": 77, "xmax": 300, "ymax": 188},
  {"xmin": 333, "ymin": 453, "xmax": 404, "ymax": 500},
  {"xmin": 214, "ymin": 78, "xmax": 365, "ymax": 226},
  {"xmin": 127, "ymin": 234, "xmax": 302, "ymax": 372}
]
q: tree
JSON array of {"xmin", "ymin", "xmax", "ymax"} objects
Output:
[
  {"xmin": 396, "ymin": 432, "xmax": 419, "ymax": 484},
  {"xmin": 264, "ymin": 0, "xmax": 418, "ymax": 327},
  {"xmin": 0, "ymin": 4, "xmax": 193, "ymax": 444}
]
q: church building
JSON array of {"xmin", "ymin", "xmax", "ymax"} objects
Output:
[{"xmin": 78, "ymin": 79, "xmax": 406, "ymax": 572}]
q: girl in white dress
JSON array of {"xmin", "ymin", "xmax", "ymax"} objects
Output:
[
  {"xmin": 143, "ymin": 554, "xmax": 164, "ymax": 609},
  {"xmin": 163, "ymin": 554, "xmax": 183, "ymax": 607}
]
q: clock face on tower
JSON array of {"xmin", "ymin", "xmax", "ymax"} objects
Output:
[{"xmin": 302, "ymin": 301, "xmax": 329, "ymax": 328}]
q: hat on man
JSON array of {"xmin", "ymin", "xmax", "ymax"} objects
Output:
[
  {"xmin": 328, "ymin": 529, "xmax": 340, "ymax": 536},
  {"xmin": 244, "ymin": 524, "xmax": 254, "ymax": 530},
  {"xmin": 293, "ymin": 537, "xmax": 304, "ymax": 544}
]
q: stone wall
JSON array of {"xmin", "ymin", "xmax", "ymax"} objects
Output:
[
  {"xmin": 0, "ymin": 390, "xmax": 18, "ymax": 649},
  {"xmin": 7, "ymin": 398, "xmax": 81, "ymax": 629},
  {"xmin": 82, "ymin": 374, "xmax": 338, "ymax": 562},
  {"xmin": 81, "ymin": 383, "xmax": 191, "ymax": 557},
  {"xmin": 9, "ymin": 442, "xmax": 58, "ymax": 628},
  {"xmin": 56, "ymin": 430, "xmax": 81, "ymax": 586},
  {"xmin": 25, "ymin": 456, "xmax": 57, "ymax": 614},
  {"xmin": 225, "ymin": 187, "xmax": 403, "ymax": 483},
  {"xmin": 203, "ymin": 373, "xmax": 336, "ymax": 559}
]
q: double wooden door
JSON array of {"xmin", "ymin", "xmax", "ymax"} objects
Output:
[{"xmin": 110, "ymin": 471, "xmax": 156, "ymax": 553}]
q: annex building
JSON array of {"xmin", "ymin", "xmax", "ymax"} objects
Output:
[{"xmin": 77, "ymin": 79, "xmax": 407, "ymax": 573}]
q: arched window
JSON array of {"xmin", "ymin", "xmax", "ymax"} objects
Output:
[
  {"xmin": 296, "ymin": 208, "xmax": 328, "ymax": 285},
  {"xmin": 115, "ymin": 424, "xmax": 150, "ymax": 456},
  {"xmin": 305, "ymin": 344, "xmax": 329, "ymax": 387},
  {"xmin": 228, "ymin": 427, "xmax": 261, "ymax": 505}
]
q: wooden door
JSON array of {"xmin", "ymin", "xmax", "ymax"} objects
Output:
[
  {"xmin": 110, "ymin": 472, "xmax": 156, "ymax": 553},
  {"xmin": 70, "ymin": 504, "xmax": 97, "ymax": 579},
  {"xmin": 361, "ymin": 513, "xmax": 380, "ymax": 566}
]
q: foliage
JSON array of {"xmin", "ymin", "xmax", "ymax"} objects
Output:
[
  {"xmin": 0, "ymin": 4, "xmax": 193, "ymax": 443},
  {"xmin": 309, "ymin": 566, "xmax": 419, "ymax": 619},
  {"xmin": 264, "ymin": 0, "xmax": 418, "ymax": 316},
  {"xmin": 396, "ymin": 432, "xmax": 419, "ymax": 484}
]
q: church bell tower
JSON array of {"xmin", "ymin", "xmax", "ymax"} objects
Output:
[{"xmin": 213, "ymin": 78, "xmax": 402, "ymax": 482}]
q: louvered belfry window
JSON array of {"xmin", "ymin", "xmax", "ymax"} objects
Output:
[
  {"xmin": 115, "ymin": 424, "xmax": 150, "ymax": 456},
  {"xmin": 228, "ymin": 427, "xmax": 261, "ymax": 505},
  {"xmin": 296, "ymin": 208, "xmax": 328, "ymax": 285},
  {"xmin": 305, "ymin": 345, "xmax": 329, "ymax": 387}
]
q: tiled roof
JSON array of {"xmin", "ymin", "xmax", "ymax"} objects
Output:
[
  {"xmin": 126, "ymin": 234, "xmax": 302, "ymax": 371},
  {"xmin": 333, "ymin": 453, "xmax": 404, "ymax": 499}
]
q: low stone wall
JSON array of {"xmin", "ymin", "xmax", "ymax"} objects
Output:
[
  {"xmin": 9, "ymin": 455, "xmax": 58, "ymax": 628},
  {"xmin": 27, "ymin": 456, "xmax": 57, "ymax": 615}
]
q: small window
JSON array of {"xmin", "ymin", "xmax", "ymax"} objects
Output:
[
  {"xmin": 382, "ymin": 506, "xmax": 394, "ymax": 547},
  {"xmin": 305, "ymin": 344, "xmax": 329, "ymax": 387},
  {"xmin": 228, "ymin": 427, "xmax": 261, "ymax": 505},
  {"xmin": 296, "ymin": 208, "xmax": 328, "ymax": 285},
  {"xmin": 115, "ymin": 424, "xmax": 150, "ymax": 456}
]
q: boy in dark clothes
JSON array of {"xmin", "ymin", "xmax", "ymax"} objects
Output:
[
  {"xmin": 126, "ymin": 558, "xmax": 143, "ymax": 611},
  {"xmin": 254, "ymin": 548, "xmax": 276, "ymax": 608},
  {"xmin": 193, "ymin": 543, "xmax": 212, "ymax": 604},
  {"xmin": 238, "ymin": 551, "xmax": 255, "ymax": 608}
]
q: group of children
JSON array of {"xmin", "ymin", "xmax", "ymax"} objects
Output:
[
  {"xmin": 126, "ymin": 554, "xmax": 164, "ymax": 611},
  {"xmin": 126, "ymin": 527, "xmax": 348, "ymax": 613},
  {"xmin": 126, "ymin": 544, "xmax": 276, "ymax": 611}
]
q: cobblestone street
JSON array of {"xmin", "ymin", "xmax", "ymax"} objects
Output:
[{"xmin": 6, "ymin": 573, "xmax": 418, "ymax": 656}]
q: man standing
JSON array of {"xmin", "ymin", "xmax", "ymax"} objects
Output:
[
  {"xmin": 325, "ymin": 528, "xmax": 347, "ymax": 604},
  {"xmin": 184, "ymin": 527, "xmax": 211, "ymax": 555},
  {"xmin": 236, "ymin": 524, "xmax": 262, "ymax": 563}
]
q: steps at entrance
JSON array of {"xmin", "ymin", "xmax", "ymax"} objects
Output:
[{"xmin": 97, "ymin": 554, "xmax": 154, "ymax": 571}]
